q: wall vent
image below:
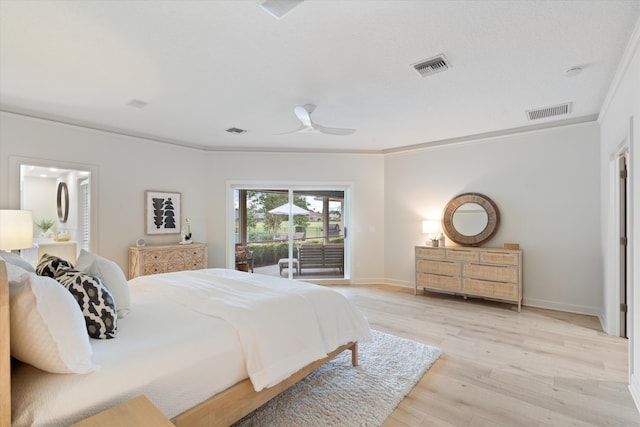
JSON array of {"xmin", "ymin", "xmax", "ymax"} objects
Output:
[
  {"xmin": 412, "ymin": 54, "xmax": 450, "ymax": 77},
  {"xmin": 226, "ymin": 127, "xmax": 247, "ymax": 134},
  {"xmin": 526, "ymin": 102, "xmax": 572, "ymax": 121}
]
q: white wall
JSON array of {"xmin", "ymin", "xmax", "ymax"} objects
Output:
[
  {"xmin": 0, "ymin": 112, "xmax": 386, "ymax": 284},
  {"xmin": 384, "ymin": 122, "xmax": 603, "ymax": 315},
  {"xmin": 599, "ymin": 18, "xmax": 640, "ymax": 410},
  {"xmin": 22, "ymin": 176, "xmax": 57, "ymax": 236},
  {"xmin": 0, "ymin": 113, "xmax": 209, "ymax": 271}
]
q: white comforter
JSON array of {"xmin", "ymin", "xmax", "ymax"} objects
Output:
[
  {"xmin": 133, "ymin": 268, "xmax": 372, "ymax": 391},
  {"xmin": 11, "ymin": 269, "xmax": 371, "ymax": 426}
]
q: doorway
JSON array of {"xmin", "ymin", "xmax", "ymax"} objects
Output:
[
  {"xmin": 229, "ymin": 184, "xmax": 350, "ymax": 281},
  {"xmin": 9, "ymin": 156, "xmax": 98, "ymax": 266}
]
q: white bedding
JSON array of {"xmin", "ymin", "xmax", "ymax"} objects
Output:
[{"xmin": 11, "ymin": 269, "xmax": 371, "ymax": 426}]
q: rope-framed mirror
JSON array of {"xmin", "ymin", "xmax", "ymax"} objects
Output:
[{"xmin": 442, "ymin": 192, "xmax": 499, "ymax": 246}]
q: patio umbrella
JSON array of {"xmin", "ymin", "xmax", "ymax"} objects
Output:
[
  {"xmin": 268, "ymin": 203, "xmax": 310, "ymax": 238},
  {"xmin": 268, "ymin": 203, "xmax": 311, "ymax": 216}
]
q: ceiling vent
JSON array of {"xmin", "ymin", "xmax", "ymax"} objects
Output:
[
  {"xmin": 127, "ymin": 99, "xmax": 148, "ymax": 109},
  {"xmin": 412, "ymin": 54, "xmax": 450, "ymax": 77},
  {"xmin": 226, "ymin": 127, "xmax": 247, "ymax": 134},
  {"xmin": 526, "ymin": 102, "xmax": 572, "ymax": 121}
]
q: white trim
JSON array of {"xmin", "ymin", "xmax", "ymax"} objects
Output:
[
  {"xmin": 523, "ymin": 297, "xmax": 601, "ymax": 317},
  {"xmin": 599, "ymin": 17, "xmax": 640, "ymax": 123}
]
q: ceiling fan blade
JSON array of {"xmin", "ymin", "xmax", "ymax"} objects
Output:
[
  {"xmin": 273, "ymin": 124, "xmax": 308, "ymax": 135},
  {"xmin": 313, "ymin": 123, "xmax": 356, "ymax": 136},
  {"xmin": 294, "ymin": 105, "xmax": 314, "ymax": 127}
]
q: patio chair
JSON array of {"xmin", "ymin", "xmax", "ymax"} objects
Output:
[{"xmin": 235, "ymin": 244, "xmax": 254, "ymax": 273}]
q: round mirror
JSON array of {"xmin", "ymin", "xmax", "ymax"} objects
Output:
[
  {"xmin": 442, "ymin": 193, "xmax": 499, "ymax": 246},
  {"xmin": 57, "ymin": 182, "xmax": 69, "ymax": 223},
  {"xmin": 452, "ymin": 203, "xmax": 488, "ymax": 236}
]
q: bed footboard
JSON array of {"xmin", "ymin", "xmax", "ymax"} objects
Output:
[{"xmin": 172, "ymin": 341, "xmax": 358, "ymax": 427}]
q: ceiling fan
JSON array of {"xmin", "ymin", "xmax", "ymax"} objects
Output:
[{"xmin": 277, "ymin": 104, "xmax": 355, "ymax": 136}]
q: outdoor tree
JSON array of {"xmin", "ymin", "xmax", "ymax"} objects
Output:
[{"xmin": 248, "ymin": 191, "xmax": 309, "ymax": 235}]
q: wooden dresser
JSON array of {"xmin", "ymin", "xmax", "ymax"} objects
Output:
[
  {"xmin": 415, "ymin": 246, "xmax": 523, "ymax": 311},
  {"xmin": 128, "ymin": 243, "xmax": 207, "ymax": 279}
]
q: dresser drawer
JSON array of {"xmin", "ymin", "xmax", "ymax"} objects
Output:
[
  {"xmin": 463, "ymin": 263, "xmax": 518, "ymax": 283},
  {"xmin": 446, "ymin": 248, "xmax": 479, "ymax": 262},
  {"xmin": 416, "ymin": 247, "xmax": 446, "ymax": 259},
  {"xmin": 479, "ymin": 250, "xmax": 520, "ymax": 265},
  {"xmin": 416, "ymin": 259, "xmax": 460, "ymax": 276},
  {"xmin": 417, "ymin": 273, "xmax": 461, "ymax": 292},
  {"xmin": 142, "ymin": 263, "xmax": 166, "ymax": 275},
  {"xmin": 463, "ymin": 278, "xmax": 519, "ymax": 300},
  {"xmin": 142, "ymin": 251, "xmax": 165, "ymax": 264}
]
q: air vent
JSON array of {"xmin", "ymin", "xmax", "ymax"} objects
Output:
[
  {"xmin": 127, "ymin": 99, "xmax": 148, "ymax": 109},
  {"xmin": 412, "ymin": 54, "xmax": 450, "ymax": 77},
  {"xmin": 526, "ymin": 102, "xmax": 572, "ymax": 121},
  {"xmin": 226, "ymin": 127, "xmax": 247, "ymax": 134}
]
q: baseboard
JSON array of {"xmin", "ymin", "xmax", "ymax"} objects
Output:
[
  {"xmin": 352, "ymin": 277, "xmax": 409, "ymax": 287},
  {"xmin": 355, "ymin": 281, "xmax": 603, "ymax": 318},
  {"xmin": 523, "ymin": 297, "xmax": 601, "ymax": 317},
  {"xmin": 630, "ymin": 373, "xmax": 640, "ymax": 414}
]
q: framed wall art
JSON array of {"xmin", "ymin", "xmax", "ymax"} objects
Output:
[{"xmin": 145, "ymin": 191, "xmax": 181, "ymax": 235}]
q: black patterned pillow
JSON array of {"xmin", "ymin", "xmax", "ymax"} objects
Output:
[
  {"xmin": 36, "ymin": 254, "xmax": 74, "ymax": 278},
  {"xmin": 55, "ymin": 269, "xmax": 117, "ymax": 339}
]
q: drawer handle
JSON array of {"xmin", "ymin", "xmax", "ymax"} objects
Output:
[{"xmin": 471, "ymin": 263, "xmax": 509, "ymax": 269}]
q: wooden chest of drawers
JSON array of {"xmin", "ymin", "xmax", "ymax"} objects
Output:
[
  {"xmin": 415, "ymin": 246, "xmax": 523, "ymax": 311},
  {"xmin": 128, "ymin": 243, "xmax": 208, "ymax": 279}
]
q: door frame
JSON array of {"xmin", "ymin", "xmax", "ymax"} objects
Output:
[{"xmin": 227, "ymin": 180, "xmax": 352, "ymax": 284}]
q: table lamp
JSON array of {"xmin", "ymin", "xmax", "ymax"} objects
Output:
[
  {"xmin": 422, "ymin": 220, "xmax": 439, "ymax": 245},
  {"xmin": 0, "ymin": 210, "xmax": 34, "ymax": 252}
]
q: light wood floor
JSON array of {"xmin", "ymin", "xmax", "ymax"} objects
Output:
[{"xmin": 331, "ymin": 284, "xmax": 639, "ymax": 427}]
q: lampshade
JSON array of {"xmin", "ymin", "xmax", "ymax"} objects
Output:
[
  {"xmin": 422, "ymin": 220, "xmax": 439, "ymax": 234},
  {"xmin": 0, "ymin": 210, "xmax": 34, "ymax": 251}
]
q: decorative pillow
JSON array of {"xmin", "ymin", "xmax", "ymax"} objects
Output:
[
  {"xmin": 36, "ymin": 253, "xmax": 73, "ymax": 278},
  {"xmin": 55, "ymin": 269, "xmax": 117, "ymax": 339},
  {"xmin": 75, "ymin": 249, "xmax": 131, "ymax": 318},
  {"xmin": 0, "ymin": 251, "xmax": 35, "ymax": 272},
  {"xmin": 9, "ymin": 272, "xmax": 96, "ymax": 374}
]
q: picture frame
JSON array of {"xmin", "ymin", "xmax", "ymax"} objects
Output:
[{"xmin": 145, "ymin": 191, "xmax": 181, "ymax": 235}]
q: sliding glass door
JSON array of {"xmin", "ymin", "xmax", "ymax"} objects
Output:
[{"xmin": 230, "ymin": 184, "xmax": 349, "ymax": 281}]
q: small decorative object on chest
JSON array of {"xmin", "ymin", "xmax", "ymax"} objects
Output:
[{"xmin": 180, "ymin": 218, "xmax": 192, "ymax": 245}]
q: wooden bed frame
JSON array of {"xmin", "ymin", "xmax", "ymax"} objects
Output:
[{"xmin": 0, "ymin": 259, "xmax": 358, "ymax": 427}]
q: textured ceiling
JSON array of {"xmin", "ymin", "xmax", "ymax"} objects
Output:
[{"xmin": 1, "ymin": 0, "xmax": 639, "ymax": 153}]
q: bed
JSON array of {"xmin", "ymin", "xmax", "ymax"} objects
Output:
[{"xmin": 0, "ymin": 256, "xmax": 371, "ymax": 427}]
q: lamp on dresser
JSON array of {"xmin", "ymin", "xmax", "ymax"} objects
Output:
[
  {"xmin": 0, "ymin": 209, "xmax": 34, "ymax": 253},
  {"xmin": 422, "ymin": 220, "xmax": 440, "ymax": 246}
]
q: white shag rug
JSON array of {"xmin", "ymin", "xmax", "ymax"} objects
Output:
[{"xmin": 233, "ymin": 330, "xmax": 442, "ymax": 427}]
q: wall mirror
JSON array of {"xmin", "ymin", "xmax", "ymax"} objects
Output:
[{"xmin": 442, "ymin": 192, "xmax": 500, "ymax": 246}]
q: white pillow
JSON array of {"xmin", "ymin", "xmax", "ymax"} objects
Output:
[
  {"xmin": 5, "ymin": 262, "xmax": 30, "ymax": 284},
  {"xmin": 0, "ymin": 250, "xmax": 35, "ymax": 272},
  {"xmin": 9, "ymin": 272, "xmax": 96, "ymax": 374},
  {"xmin": 75, "ymin": 250, "xmax": 131, "ymax": 318}
]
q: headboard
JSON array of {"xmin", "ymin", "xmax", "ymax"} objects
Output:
[{"xmin": 0, "ymin": 259, "xmax": 10, "ymax": 427}]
